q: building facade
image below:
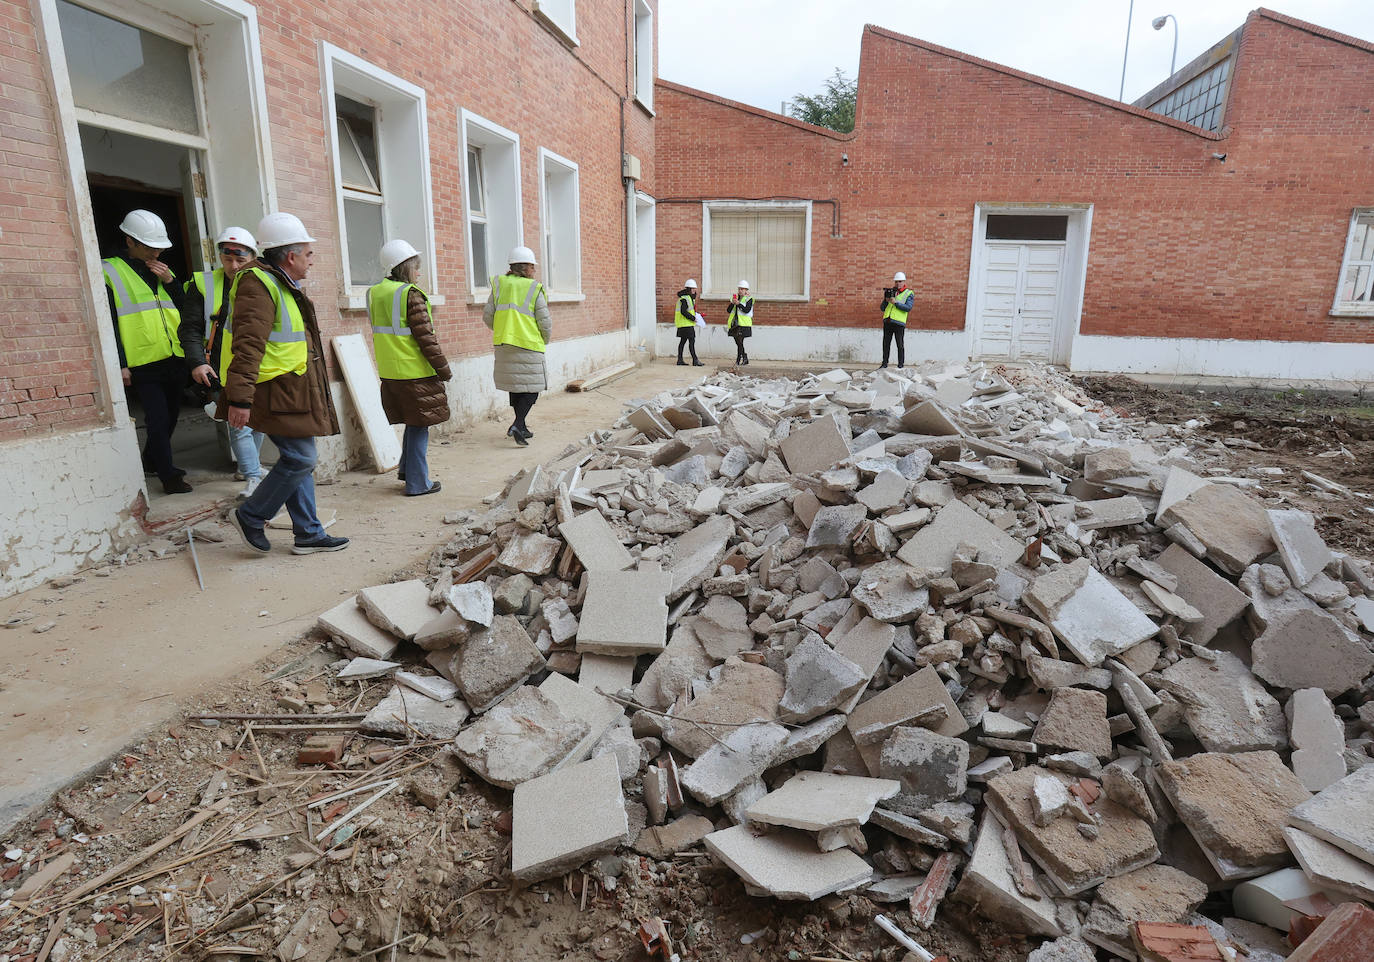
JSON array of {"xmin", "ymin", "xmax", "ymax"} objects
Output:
[
  {"xmin": 0, "ymin": 0, "xmax": 657, "ymax": 594},
  {"xmin": 653, "ymin": 9, "xmax": 1374, "ymax": 380}
]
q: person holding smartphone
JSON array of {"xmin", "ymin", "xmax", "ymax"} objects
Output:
[{"xmin": 725, "ymin": 279, "xmax": 753, "ymax": 366}]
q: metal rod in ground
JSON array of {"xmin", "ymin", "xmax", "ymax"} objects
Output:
[
  {"xmin": 873, "ymin": 915, "xmax": 934, "ymax": 962},
  {"xmin": 188, "ymin": 528, "xmax": 205, "ymax": 591}
]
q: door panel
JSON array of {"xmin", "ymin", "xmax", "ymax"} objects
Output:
[{"xmin": 975, "ymin": 241, "xmax": 1064, "ymax": 362}]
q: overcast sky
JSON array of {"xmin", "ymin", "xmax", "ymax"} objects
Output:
[{"xmin": 658, "ymin": 1, "xmax": 1374, "ymax": 112}]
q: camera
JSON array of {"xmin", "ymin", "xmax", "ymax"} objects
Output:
[{"xmin": 883, "ymin": 287, "xmax": 896, "ymax": 299}]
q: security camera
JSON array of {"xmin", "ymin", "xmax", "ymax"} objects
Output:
[{"xmin": 1212, "ymin": 152, "xmax": 1227, "ymax": 161}]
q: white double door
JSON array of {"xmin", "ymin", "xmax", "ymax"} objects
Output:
[{"xmin": 975, "ymin": 242, "xmax": 1065, "ymax": 362}]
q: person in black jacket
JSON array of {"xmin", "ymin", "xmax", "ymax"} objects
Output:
[
  {"xmin": 725, "ymin": 280, "xmax": 753, "ymax": 366},
  {"xmin": 672, "ymin": 279, "xmax": 704, "ymax": 366}
]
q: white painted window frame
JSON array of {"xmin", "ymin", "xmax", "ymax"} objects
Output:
[
  {"xmin": 633, "ymin": 0, "xmax": 654, "ymax": 113},
  {"xmin": 538, "ymin": 147, "xmax": 583, "ymax": 302},
  {"xmin": 533, "ymin": 0, "xmax": 578, "ymax": 46},
  {"xmin": 460, "ymin": 109, "xmax": 523, "ymax": 301},
  {"xmin": 701, "ymin": 200, "xmax": 812, "ymax": 301},
  {"xmin": 1331, "ymin": 208, "xmax": 1374, "ymax": 317},
  {"xmin": 320, "ymin": 42, "xmax": 439, "ymax": 307}
]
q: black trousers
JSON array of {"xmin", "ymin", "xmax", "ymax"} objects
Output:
[
  {"xmin": 731, "ymin": 332, "xmax": 749, "ymax": 363},
  {"xmin": 881, "ymin": 321, "xmax": 906, "ymax": 368},
  {"xmin": 676, "ymin": 327, "xmax": 699, "ymax": 363},
  {"xmin": 132, "ymin": 370, "xmax": 184, "ymax": 481},
  {"xmin": 509, "ymin": 391, "xmax": 537, "ymax": 429}
]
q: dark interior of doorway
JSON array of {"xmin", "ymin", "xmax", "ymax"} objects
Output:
[{"xmin": 87, "ymin": 175, "xmax": 250, "ymax": 496}]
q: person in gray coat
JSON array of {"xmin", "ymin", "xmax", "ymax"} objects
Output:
[{"xmin": 483, "ymin": 245, "xmax": 551, "ymax": 446}]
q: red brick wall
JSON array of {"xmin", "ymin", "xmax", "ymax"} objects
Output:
[
  {"xmin": 0, "ymin": 0, "xmax": 652, "ymax": 442},
  {"xmin": 655, "ymin": 11, "xmax": 1374, "ymax": 344}
]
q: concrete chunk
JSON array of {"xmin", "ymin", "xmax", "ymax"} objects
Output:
[
  {"xmin": 899, "ymin": 400, "xmax": 962, "ymax": 437},
  {"xmin": 953, "ymin": 810, "xmax": 1063, "ymax": 937},
  {"xmin": 337, "ymin": 657, "xmax": 399, "ymax": 680},
  {"xmin": 450, "ymin": 614, "xmax": 546, "ymax": 713},
  {"xmin": 396, "ymin": 670, "xmax": 460, "ymax": 702},
  {"xmin": 445, "ymin": 581, "xmax": 494, "ymax": 627},
  {"xmin": 538, "ymin": 673, "xmax": 624, "ymax": 768},
  {"xmin": 1288, "ymin": 764, "xmax": 1374, "ymax": 867},
  {"xmin": 745, "ymin": 771, "xmax": 900, "ymax": 831},
  {"xmin": 576, "ymin": 568, "xmax": 671, "ymax": 655},
  {"xmin": 847, "ymin": 665, "xmax": 968, "ymax": 746},
  {"xmin": 666, "ymin": 515, "xmax": 734, "ymax": 601},
  {"xmin": 633, "ymin": 814, "xmax": 715, "ymax": 859},
  {"xmin": 661, "ymin": 660, "xmax": 783, "ymax": 758},
  {"xmin": 1068, "ymin": 496, "xmax": 1148, "ymax": 531},
  {"xmin": 356, "ymin": 579, "xmax": 434, "ymax": 641},
  {"xmin": 558, "ymin": 508, "xmax": 634, "ymax": 572},
  {"xmin": 1283, "ymin": 825, "xmax": 1374, "ymax": 902},
  {"xmin": 855, "ymin": 469, "xmax": 909, "ymax": 514},
  {"xmin": 361, "ymin": 685, "xmax": 470, "ymax": 739},
  {"xmin": 512, "ymin": 754, "xmax": 628, "ymax": 882},
  {"xmin": 1155, "ymin": 751, "xmax": 1311, "ymax": 880},
  {"xmin": 452, "ymin": 686, "xmax": 589, "ymax": 789},
  {"xmin": 1024, "ymin": 558, "xmax": 1158, "ymax": 666},
  {"xmin": 1251, "ymin": 608, "xmax": 1374, "ymax": 697},
  {"xmin": 1033, "ymin": 687, "xmax": 1113, "ymax": 760},
  {"xmin": 680, "ymin": 723, "xmax": 789, "ymax": 805},
  {"xmin": 498, "ymin": 531, "xmax": 562, "ymax": 576},
  {"xmin": 1082, "ymin": 864, "xmax": 1208, "ymax": 959},
  {"xmin": 779, "ymin": 635, "xmax": 868, "ymax": 724},
  {"xmin": 1267, "ymin": 508, "xmax": 1334, "ymax": 588},
  {"xmin": 806, "ymin": 504, "xmax": 868, "ymax": 549},
  {"xmin": 896, "ymin": 500, "xmax": 1023, "ymax": 574},
  {"xmin": 851, "ymin": 559, "xmax": 930, "ymax": 623},
  {"xmin": 780, "ymin": 413, "xmax": 851, "ymax": 476},
  {"xmin": 693, "ymin": 595, "xmax": 752, "ymax": 660},
  {"xmin": 1288, "ymin": 687, "xmax": 1346, "ymax": 792},
  {"xmin": 1158, "ymin": 484, "xmax": 1276, "ymax": 575},
  {"xmin": 317, "ymin": 597, "xmax": 399, "ymax": 660},
  {"xmin": 704, "ymin": 825, "xmax": 872, "ymax": 901},
  {"xmin": 878, "ymin": 726, "xmax": 969, "ymax": 810},
  {"xmin": 1159, "ymin": 650, "xmax": 1287, "ymax": 753}
]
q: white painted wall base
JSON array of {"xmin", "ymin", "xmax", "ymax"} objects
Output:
[
  {"xmin": 1, "ymin": 423, "xmax": 146, "ymax": 597},
  {"xmin": 1069, "ymin": 335, "xmax": 1374, "ymax": 383},
  {"xmin": 654, "ymin": 324, "xmax": 968, "ymax": 366}
]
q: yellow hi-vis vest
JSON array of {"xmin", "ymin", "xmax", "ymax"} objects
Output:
[
  {"xmin": 186, "ymin": 268, "xmax": 226, "ymax": 343},
  {"xmin": 674, "ymin": 293, "xmax": 696, "ymax": 328},
  {"xmin": 369, "ymin": 279, "xmax": 436, "ymax": 380},
  {"xmin": 490, "ymin": 274, "xmax": 546, "ymax": 353},
  {"xmin": 101, "ymin": 256, "xmax": 183, "ymax": 367},
  {"xmin": 219, "ymin": 267, "xmax": 308, "ymax": 384},
  {"xmin": 729, "ymin": 296, "xmax": 755, "ymax": 329},
  {"xmin": 883, "ymin": 287, "xmax": 913, "ymax": 326}
]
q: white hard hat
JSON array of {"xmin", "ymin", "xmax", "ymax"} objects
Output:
[
  {"xmin": 119, "ymin": 209, "xmax": 171, "ymax": 249},
  {"xmin": 380, "ymin": 239, "xmax": 421, "ymax": 274},
  {"xmin": 508, "ymin": 245, "xmax": 537, "ymax": 266},
  {"xmin": 737, "ymin": 280, "xmax": 750, "ymax": 289},
  {"xmin": 685, "ymin": 278, "xmax": 698, "ymax": 288},
  {"xmin": 215, "ymin": 226, "xmax": 257, "ymax": 253},
  {"xmin": 255, "ymin": 212, "xmax": 315, "ymax": 251},
  {"xmin": 893, "ymin": 271, "xmax": 906, "ymax": 282}
]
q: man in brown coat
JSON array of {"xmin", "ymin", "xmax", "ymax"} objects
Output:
[{"xmin": 224, "ymin": 212, "xmax": 348, "ymax": 556}]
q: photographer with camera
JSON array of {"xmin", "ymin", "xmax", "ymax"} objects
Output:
[
  {"xmin": 183, "ymin": 226, "xmax": 267, "ymax": 500},
  {"xmin": 879, "ymin": 270, "xmax": 915, "ymax": 369}
]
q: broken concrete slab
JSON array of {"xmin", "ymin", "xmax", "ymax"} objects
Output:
[
  {"xmin": 1251, "ymin": 608, "xmax": 1374, "ymax": 697},
  {"xmin": 878, "ymin": 727, "xmax": 969, "ymax": 811},
  {"xmin": 806, "ymin": 504, "xmax": 869, "ymax": 549},
  {"xmin": 337, "ymin": 657, "xmax": 399, "ymax": 681},
  {"xmin": 1030, "ymin": 774, "xmax": 1073, "ymax": 827},
  {"xmin": 1026, "ymin": 654, "xmax": 1112, "ymax": 691},
  {"xmin": 578, "ymin": 653, "xmax": 635, "ymax": 696},
  {"xmin": 360, "ymin": 685, "xmax": 470, "ymax": 739},
  {"xmin": 680, "ymin": 723, "xmax": 789, "ymax": 806},
  {"xmin": 899, "ymin": 400, "xmax": 962, "ymax": 437},
  {"xmin": 1288, "ymin": 764, "xmax": 1374, "ymax": 867},
  {"xmin": 1033, "ymin": 688, "xmax": 1113, "ymax": 760},
  {"xmin": 317, "ymin": 597, "xmax": 400, "ymax": 660},
  {"xmin": 511, "ymin": 754, "xmax": 628, "ymax": 882},
  {"xmin": 276, "ymin": 906, "xmax": 340, "ymax": 962},
  {"xmin": 1283, "ymin": 825, "xmax": 1374, "ymax": 902},
  {"xmin": 356, "ymin": 581, "xmax": 436, "ymax": 641},
  {"xmin": 780, "ymin": 413, "xmax": 851, "ymax": 476},
  {"xmin": 745, "ymin": 771, "xmax": 900, "ymax": 832},
  {"xmin": 1158, "ymin": 484, "xmax": 1276, "ymax": 575},
  {"xmin": 666, "ymin": 515, "xmax": 734, "ymax": 601},
  {"xmin": 539, "ymin": 673, "xmax": 623, "ymax": 768},
  {"xmin": 445, "ymin": 581, "xmax": 494, "ymax": 627},
  {"xmin": 558, "ymin": 508, "xmax": 634, "ymax": 572},
  {"xmin": 395, "ymin": 670, "xmax": 460, "ymax": 702},
  {"xmin": 1156, "ymin": 466, "xmax": 1209, "ymax": 524},
  {"xmin": 1159, "ymin": 650, "xmax": 1287, "ymax": 753},
  {"xmin": 1155, "ymin": 751, "xmax": 1311, "ymax": 880},
  {"xmin": 693, "ymin": 595, "xmax": 752, "ymax": 660},
  {"xmin": 851, "ymin": 559, "xmax": 930, "ymax": 623},
  {"xmin": 1140, "ymin": 580, "xmax": 1205, "ymax": 623},
  {"xmin": 1288, "ymin": 687, "xmax": 1346, "ymax": 792},
  {"xmin": 773, "ymin": 714, "xmax": 847, "ymax": 767},
  {"xmin": 953, "ymin": 810, "xmax": 1064, "ymax": 937},
  {"xmin": 1062, "ymin": 496, "xmax": 1148, "ymax": 531},
  {"xmin": 1023, "ymin": 558, "xmax": 1158, "ymax": 666},
  {"xmin": 779, "ymin": 635, "xmax": 868, "ymax": 724},
  {"xmin": 895, "ymin": 500, "xmax": 1023, "ymax": 574},
  {"xmin": 1026, "ymin": 938, "xmax": 1094, "ymax": 962},
  {"xmin": 661, "ymin": 660, "xmax": 784, "ymax": 758},
  {"xmin": 704, "ymin": 825, "xmax": 872, "ymax": 901},
  {"xmin": 1267, "ymin": 508, "xmax": 1334, "ymax": 588},
  {"xmin": 855, "ymin": 469, "xmax": 909, "ymax": 514},
  {"xmin": 1082, "ymin": 864, "xmax": 1208, "ymax": 959},
  {"xmin": 831, "ymin": 616, "xmax": 895, "ymax": 712},
  {"xmin": 576, "ymin": 568, "xmax": 671, "ymax": 656},
  {"xmin": 633, "ymin": 814, "xmax": 714, "ymax": 859},
  {"xmin": 449, "ymin": 614, "xmax": 546, "ymax": 713},
  {"xmin": 413, "ymin": 608, "xmax": 468, "ymax": 650},
  {"xmin": 452, "ymin": 686, "xmax": 589, "ymax": 789},
  {"xmin": 847, "ymin": 665, "xmax": 968, "ymax": 747},
  {"xmin": 497, "ymin": 530, "xmax": 562, "ymax": 576}
]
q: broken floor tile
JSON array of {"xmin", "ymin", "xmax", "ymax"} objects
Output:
[
  {"xmin": 693, "ymin": 594, "xmax": 753, "ymax": 660},
  {"xmin": 666, "ymin": 515, "xmax": 734, "ymax": 601},
  {"xmin": 1158, "ymin": 650, "xmax": 1287, "ymax": 753},
  {"xmin": 449, "ymin": 614, "xmax": 546, "ymax": 713},
  {"xmin": 806, "ymin": 504, "xmax": 869, "ymax": 549},
  {"xmin": 661, "ymin": 660, "xmax": 783, "ymax": 757},
  {"xmin": 578, "ymin": 653, "xmax": 636, "ymax": 696},
  {"xmin": 360, "ymin": 685, "xmax": 470, "ymax": 740},
  {"xmin": 539, "ymin": 672, "xmax": 623, "ymax": 768},
  {"xmin": 778, "ymin": 634, "xmax": 868, "ymax": 724},
  {"xmin": 452, "ymin": 686, "xmax": 589, "ymax": 789},
  {"xmin": 395, "ymin": 670, "xmax": 460, "ymax": 702},
  {"xmin": 337, "ymin": 657, "xmax": 399, "ymax": 681},
  {"xmin": 445, "ymin": 581, "xmax": 494, "ymax": 627},
  {"xmin": 317, "ymin": 597, "xmax": 400, "ymax": 660},
  {"xmin": 576, "ymin": 568, "xmax": 671, "ymax": 656},
  {"xmin": 850, "ymin": 559, "xmax": 930, "ymax": 623},
  {"xmin": 878, "ymin": 726, "xmax": 969, "ymax": 812},
  {"xmin": 704, "ymin": 825, "xmax": 872, "ymax": 901},
  {"xmin": 511, "ymin": 754, "xmax": 628, "ymax": 882},
  {"xmin": 1283, "ymin": 825, "xmax": 1374, "ymax": 903},
  {"xmin": 745, "ymin": 771, "xmax": 899, "ymax": 832},
  {"xmin": 557, "ymin": 507, "xmax": 633, "ymax": 573},
  {"xmin": 952, "ymin": 810, "xmax": 1064, "ymax": 937},
  {"xmin": 847, "ymin": 665, "xmax": 968, "ymax": 746},
  {"xmin": 1023, "ymin": 558, "xmax": 1158, "ymax": 667},
  {"xmin": 1267, "ymin": 508, "xmax": 1334, "ymax": 589},
  {"xmin": 1251, "ymin": 608, "xmax": 1374, "ymax": 697},
  {"xmin": 355, "ymin": 580, "xmax": 434, "ymax": 642},
  {"xmin": 780, "ymin": 413, "xmax": 851, "ymax": 476},
  {"xmin": 895, "ymin": 499, "xmax": 1023, "ymax": 575},
  {"xmin": 680, "ymin": 723, "xmax": 789, "ymax": 806},
  {"xmin": 1158, "ymin": 484, "xmax": 1276, "ymax": 576},
  {"xmin": 1082, "ymin": 864, "xmax": 1208, "ymax": 959},
  {"xmin": 633, "ymin": 814, "xmax": 714, "ymax": 859},
  {"xmin": 498, "ymin": 530, "xmax": 562, "ymax": 576},
  {"xmin": 1033, "ymin": 688, "xmax": 1113, "ymax": 760},
  {"xmin": 1287, "ymin": 764, "xmax": 1374, "ymax": 867},
  {"xmin": 1287, "ymin": 687, "xmax": 1346, "ymax": 792}
]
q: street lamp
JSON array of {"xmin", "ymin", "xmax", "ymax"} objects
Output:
[
  {"xmin": 1153, "ymin": 14, "xmax": 1179, "ymax": 77},
  {"xmin": 1119, "ymin": 0, "xmax": 1135, "ymax": 100}
]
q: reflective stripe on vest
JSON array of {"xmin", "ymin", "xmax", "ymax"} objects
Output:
[
  {"xmin": 731, "ymin": 297, "xmax": 754, "ymax": 328},
  {"xmin": 102, "ymin": 257, "xmax": 183, "ymax": 367},
  {"xmin": 190, "ymin": 269, "xmax": 224, "ymax": 341},
  {"xmin": 883, "ymin": 288, "xmax": 913, "ymax": 326},
  {"xmin": 490, "ymin": 274, "xmax": 546, "ymax": 353},
  {"xmin": 369, "ymin": 280, "xmax": 436, "ymax": 380},
  {"xmin": 674, "ymin": 293, "xmax": 696, "ymax": 328},
  {"xmin": 220, "ymin": 267, "xmax": 308, "ymax": 384}
]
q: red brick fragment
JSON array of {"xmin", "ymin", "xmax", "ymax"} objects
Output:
[
  {"xmin": 297, "ymin": 735, "xmax": 347, "ymax": 765},
  {"xmin": 1131, "ymin": 922, "xmax": 1225, "ymax": 961},
  {"xmin": 1288, "ymin": 902, "xmax": 1374, "ymax": 962}
]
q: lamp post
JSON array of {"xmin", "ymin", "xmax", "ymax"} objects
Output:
[
  {"xmin": 1153, "ymin": 14, "xmax": 1179, "ymax": 77},
  {"xmin": 1119, "ymin": 0, "xmax": 1135, "ymax": 100}
]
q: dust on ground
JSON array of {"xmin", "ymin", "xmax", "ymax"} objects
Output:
[{"xmin": 1075, "ymin": 375, "xmax": 1374, "ymax": 556}]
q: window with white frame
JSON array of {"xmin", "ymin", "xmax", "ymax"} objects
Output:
[
  {"xmin": 704, "ymin": 202, "xmax": 810, "ymax": 299},
  {"xmin": 634, "ymin": 0, "xmax": 653, "ymax": 109},
  {"xmin": 1334, "ymin": 210, "xmax": 1374, "ymax": 314},
  {"xmin": 533, "ymin": 0, "xmax": 576, "ymax": 44},
  {"xmin": 322, "ymin": 44, "xmax": 436, "ymax": 298},
  {"xmin": 461, "ymin": 110, "xmax": 522, "ymax": 294},
  {"xmin": 539, "ymin": 149, "xmax": 581, "ymax": 297}
]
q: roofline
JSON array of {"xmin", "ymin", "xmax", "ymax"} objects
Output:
[
  {"xmin": 1255, "ymin": 7, "xmax": 1374, "ymax": 55},
  {"xmin": 654, "ymin": 78, "xmax": 853, "ymax": 141},
  {"xmin": 863, "ymin": 24, "xmax": 1222, "ymax": 141}
]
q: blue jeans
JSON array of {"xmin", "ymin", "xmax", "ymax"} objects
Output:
[
  {"xmin": 401, "ymin": 425, "xmax": 430, "ymax": 495},
  {"xmin": 230, "ymin": 425, "xmax": 265, "ymax": 478},
  {"xmin": 239, "ymin": 434, "xmax": 325, "ymax": 542}
]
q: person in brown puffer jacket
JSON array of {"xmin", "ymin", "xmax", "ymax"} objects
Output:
[{"xmin": 370, "ymin": 240, "xmax": 452, "ymax": 496}]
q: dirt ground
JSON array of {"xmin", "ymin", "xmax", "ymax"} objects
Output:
[{"xmin": 1076, "ymin": 375, "xmax": 1374, "ymax": 556}]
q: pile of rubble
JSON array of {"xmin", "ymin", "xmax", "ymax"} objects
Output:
[{"xmin": 5, "ymin": 361, "xmax": 1374, "ymax": 962}]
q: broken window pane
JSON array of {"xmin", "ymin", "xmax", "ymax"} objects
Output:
[
  {"xmin": 344, "ymin": 197, "xmax": 384, "ymax": 286},
  {"xmin": 335, "ymin": 95, "xmax": 380, "ymax": 194}
]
